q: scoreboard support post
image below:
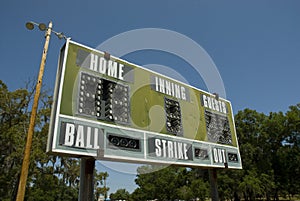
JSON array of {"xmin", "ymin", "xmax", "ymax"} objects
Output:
[
  {"xmin": 79, "ymin": 158, "xmax": 95, "ymax": 201},
  {"xmin": 208, "ymin": 93, "xmax": 219, "ymax": 201},
  {"xmin": 209, "ymin": 169, "xmax": 219, "ymax": 201}
]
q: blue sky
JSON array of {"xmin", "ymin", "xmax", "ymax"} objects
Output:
[{"xmin": 1, "ymin": 0, "xmax": 300, "ymax": 195}]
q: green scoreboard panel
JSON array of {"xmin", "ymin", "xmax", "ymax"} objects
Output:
[{"xmin": 47, "ymin": 40, "xmax": 242, "ymax": 169}]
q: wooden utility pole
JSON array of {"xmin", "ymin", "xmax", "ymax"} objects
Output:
[{"xmin": 16, "ymin": 21, "xmax": 52, "ymax": 201}]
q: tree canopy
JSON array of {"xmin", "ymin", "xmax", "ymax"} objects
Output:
[{"xmin": 0, "ymin": 80, "xmax": 109, "ymax": 201}]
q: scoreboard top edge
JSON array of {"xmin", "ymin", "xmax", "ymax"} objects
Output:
[{"xmin": 66, "ymin": 40, "xmax": 232, "ymax": 105}]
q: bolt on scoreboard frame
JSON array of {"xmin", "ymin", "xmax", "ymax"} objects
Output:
[{"xmin": 47, "ymin": 40, "xmax": 242, "ymax": 169}]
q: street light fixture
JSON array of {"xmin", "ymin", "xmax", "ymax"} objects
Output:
[
  {"xmin": 26, "ymin": 21, "xmax": 68, "ymax": 40},
  {"xmin": 16, "ymin": 21, "xmax": 68, "ymax": 201}
]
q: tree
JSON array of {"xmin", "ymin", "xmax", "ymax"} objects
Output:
[
  {"xmin": 95, "ymin": 171, "xmax": 110, "ymax": 201},
  {"xmin": 0, "ymin": 80, "xmax": 31, "ymax": 200},
  {"xmin": 238, "ymin": 170, "xmax": 262, "ymax": 201},
  {"xmin": 217, "ymin": 170, "xmax": 242, "ymax": 201},
  {"xmin": 190, "ymin": 179, "xmax": 209, "ymax": 201},
  {"xmin": 279, "ymin": 104, "xmax": 300, "ymax": 198},
  {"xmin": 133, "ymin": 165, "xmax": 210, "ymax": 201},
  {"xmin": 232, "ymin": 106, "xmax": 300, "ymax": 200},
  {"xmin": 134, "ymin": 165, "xmax": 181, "ymax": 200},
  {"xmin": 0, "ymin": 80, "xmax": 80, "ymax": 200},
  {"xmin": 110, "ymin": 188, "xmax": 130, "ymax": 201},
  {"xmin": 234, "ymin": 109, "xmax": 275, "ymax": 200},
  {"xmin": 176, "ymin": 185, "xmax": 193, "ymax": 201}
]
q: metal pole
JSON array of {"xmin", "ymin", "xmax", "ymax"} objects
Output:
[
  {"xmin": 79, "ymin": 158, "xmax": 95, "ymax": 201},
  {"xmin": 209, "ymin": 169, "xmax": 219, "ymax": 201},
  {"xmin": 16, "ymin": 21, "xmax": 52, "ymax": 201}
]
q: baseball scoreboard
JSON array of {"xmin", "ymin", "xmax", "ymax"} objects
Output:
[{"xmin": 47, "ymin": 40, "xmax": 242, "ymax": 169}]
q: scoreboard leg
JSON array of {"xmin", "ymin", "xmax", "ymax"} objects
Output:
[
  {"xmin": 79, "ymin": 158, "xmax": 95, "ymax": 201},
  {"xmin": 209, "ymin": 169, "xmax": 219, "ymax": 201}
]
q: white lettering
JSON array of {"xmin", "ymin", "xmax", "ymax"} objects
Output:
[
  {"xmin": 171, "ymin": 82, "xmax": 175, "ymax": 97},
  {"xmin": 88, "ymin": 53, "xmax": 125, "ymax": 80},
  {"xmin": 222, "ymin": 102, "xmax": 227, "ymax": 113},
  {"xmin": 165, "ymin": 80, "xmax": 171, "ymax": 96},
  {"xmin": 86, "ymin": 127, "xmax": 93, "ymax": 148},
  {"xmin": 214, "ymin": 99, "xmax": 220, "ymax": 112},
  {"xmin": 152, "ymin": 139, "xmax": 191, "ymax": 160},
  {"xmin": 207, "ymin": 97, "xmax": 212, "ymax": 109},
  {"xmin": 99, "ymin": 57, "xmax": 106, "ymax": 74},
  {"xmin": 108, "ymin": 60, "xmax": 118, "ymax": 78},
  {"xmin": 75, "ymin": 125, "xmax": 85, "ymax": 148},
  {"xmin": 174, "ymin": 141, "xmax": 178, "ymax": 159},
  {"xmin": 213, "ymin": 148, "xmax": 219, "ymax": 163},
  {"xmin": 211, "ymin": 99, "xmax": 216, "ymax": 110},
  {"xmin": 183, "ymin": 143, "xmax": 188, "ymax": 160},
  {"xmin": 222, "ymin": 149, "xmax": 226, "ymax": 163},
  {"xmin": 64, "ymin": 123, "xmax": 75, "ymax": 146},
  {"xmin": 203, "ymin": 95, "xmax": 208, "ymax": 108},
  {"xmin": 159, "ymin": 78, "xmax": 165, "ymax": 94},
  {"xmin": 202, "ymin": 94, "xmax": 227, "ymax": 114},
  {"xmin": 63, "ymin": 123, "xmax": 101, "ymax": 149},
  {"xmin": 153, "ymin": 76, "xmax": 188, "ymax": 101},
  {"xmin": 118, "ymin": 64, "xmax": 124, "ymax": 80},
  {"xmin": 90, "ymin": 54, "xmax": 98, "ymax": 71},
  {"xmin": 155, "ymin": 76, "xmax": 159, "ymax": 92},
  {"xmin": 155, "ymin": 139, "xmax": 162, "ymax": 157},
  {"xmin": 161, "ymin": 140, "xmax": 167, "ymax": 157},
  {"xmin": 175, "ymin": 85, "xmax": 181, "ymax": 99},
  {"xmin": 178, "ymin": 142, "xmax": 183, "ymax": 159},
  {"xmin": 167, "ymin": 141, "xmax": 174, "ymax": 158},
  {"xmin": 94, "ymin": 128, "xmax": 100, "ymax": 149},
  {"xmin": 218, "ymin": 149, "xmax": 223, "ymax": 163},
  {"xmin": 213, "ymin": 148, "xmax": 227, "ymax": 163},
  {"xmin": 181, "ymin": 87, "xmax": 186, "ymax": 101}
]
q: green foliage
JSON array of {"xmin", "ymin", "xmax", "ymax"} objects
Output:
[
  {"xmin": 134, "ymin": 165, "xmax": 180, "ymax": 200},
  {"xmin": 176, "ymin": 185, "xmax": 193, "ymax": 201},
  {"xmin": 132, "ymin": 105, "xmax": 300, "ymax": 201},
  {"xmin": 221, "ymin": 106, "xmax": 300, "ymax": 200},
  {"xmin": 132, "ymin": 165, "xmax": 209, "ymax": 201},
  {"xmin": 110, "ymin": 188, "xmax": 130, "ymax": 201},
  {"xmin": 217, "ymin": 169, "xmax": 242, "ymax": 201},
  {"xmin": 95, "ymin": 171, "xmax": 110, "ymax": 201},
  {"xmin": 0, "ymin": 80, "xmax": 30, "ymax": 200},
  {"xmin": 0, "ymin": 80, "xmax": 107, "ymax": 200},
  {"xmin": 190, "ymin": 179, "xmax": 209, "ymax": 201}
]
